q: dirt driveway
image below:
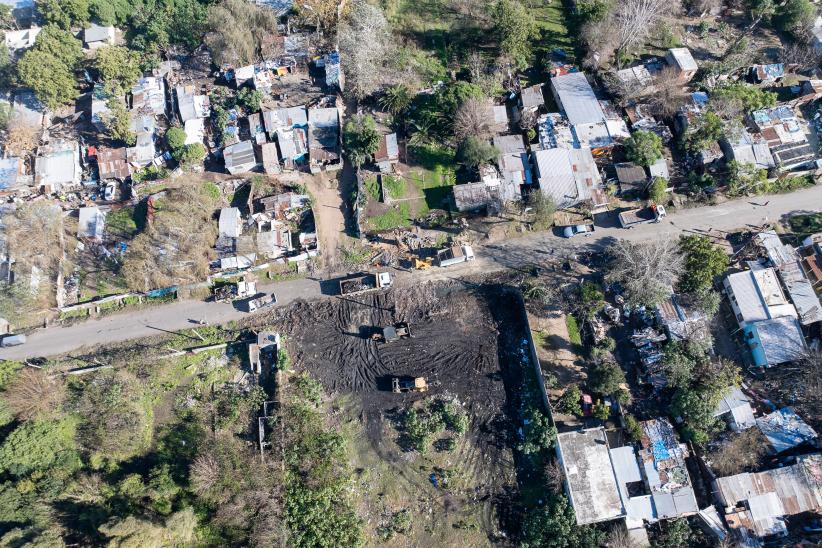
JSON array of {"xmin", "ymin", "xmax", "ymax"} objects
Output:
[{"xmin": 304, "ymin": 171, "xmax": 350, "ymax": 269}]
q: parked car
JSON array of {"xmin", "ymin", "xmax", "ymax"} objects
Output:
[
  {"xmin": 0, "ymin": 334, "xmax": 26, "ymax": 347},
  {"xmin": 563, "ymin": 224, "xmax": 595, "ymax": 238}
]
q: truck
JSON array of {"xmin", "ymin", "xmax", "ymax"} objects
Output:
[
  {"xmin": 392, "ymin": 376, "xmax": 428, "ymax": 393},
  {"xmin": 339, "ymin": 271, "xmax": 392, "ymax": 296},
  {"xmin": 213, "ymin": 279, "xmax": 257, "ymax": 302},
  {"xmin": 437, "ymin": 245, "xmax": 475, "ymax": 267},
  {"xmin": 0, "ymin": 334, "xmax": 26, "ymax": 347},
  {"xmin": 618, "ymin": 204, "xmax": 666, "ymax": 229},
  {"xmin": 562, "ymin": 224, "xmax": 595, "ymax": 238}
]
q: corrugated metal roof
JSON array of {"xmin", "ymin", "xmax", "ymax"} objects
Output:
[
  {"xmin": 750, "ymin": 316, "xmax": 806, "ymax": 366},
  {"xmin": 757, "ymin": 408, "xmax": 817, "ymax": 453},
  {"xmin": 551, "ymin": 72, "xmax": 605, "ymax": 126},
  {"xmin": 667, "ymin": 48, "xmax": 698, "ymax": 72}
]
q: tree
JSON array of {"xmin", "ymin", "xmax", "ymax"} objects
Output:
[
  {"xmin": 685, "ymin": 111, "xmax": 724, "ymax": 153},
  {"xmin": 492, "ymin": 0, "xmax": 537, "ymax": 70},
  {"xmin": 625, "ymin": 130, "xmax": 663, "ymax": 167},
  {"xmin": 654, "ymin": 518, "xmax": 695, "ymax": 548},
  {"xmin": 648, "ymin": 177, "xmax": 668, "ymax": 203},
  {"xmin": 527, "ymin": 191, "xmax": 556, "ymax": 230},
  {"xmin": 18, "ymin": 25, "xmax": 82, "ymax": 110},
  {"xmin": 556, "ymin": 385, "xmax": 582, "ymax": 415},
  {"xmin": 380, "ymin": 85, "xmax": 413, "ymax": 115},
  {"xmin": 678, "ymin": 235, "xmax": 729, "ymax": 294},
  {"xmin": 708, "ymin": 428, "xmax": 768, "ymax": 476},
  {"xmin": 339, "ymin": 0, "xmax": 391, "ymax": 100},
  {"xmin": 726, "ymin": 160, "xmax": 769, "ymax": 197},
  {"xmin": 455, "ymin": 136, "xmax": 499, "ymax": 169},
  {"xmin": 0, "ymin": 418, "xmax": 80, "ymax": 477},
  {"xmin": 37, "ymin": 0, "xmax": 90, "ymax": 29},
  {"xmin": 588, "ymin": 361, "xmax": 627, "ymax": 396},
  {"xmin": 177, "ymin": 143, "xmax": 206, "ymax": 166},
  {"xmin": 517, "ymin": 407, "xmax": 557, "ymax": 454},
  {"xmin": 237, "ymin": 87, "xmax": 262, "ymax": 113},
  {"xmin": 592, "ymin": 400, "xmax": 610, "ymax": 420},
  {"xmin": 105, "ymin": 99, "xmax": 136, "ymax": 146},
  {"xmin": 649, "ymin": 66, "xmax": 688, "ymax": 119},
  {"xmin": 613, "ymin": 0, "xmax": 680, "ymax": 65},
  {"xmin": 453, "ymin": 97, "xmax": 493, "ymax": 141},
  {"xmin": 780, "ymin": 41, "xmax": 822, "ymax": 71},
  {"xmin": 606, "ymin": 239, "xmax": 684, "ymax": 306},
  {"xmin": 670, "ymin": 358, "xmax": 740, "ymax": 443},
  {"xmin": 661, "ymin": 339, "xmax": 705, "ymax": 388},
  {"xmin": 295, "ymin": 0, "xmax": 343, "ymax": 32},
  {"xmin": 165, "ymin": 127, "xmax": 187, "ymax": 153},
  {"xmin": 520, "ymin": 495, "xmax": 604, "ymax": 548},
  {"xmin": 203, "ymin": 0, "xmax": 280, "ymax": 66},
  {"xmin": 711, "ymin": 83, "xmax": 776, "ymax": 114},
  {"xmin": 95, "ymin": 45, "xmax": 141, "ymax": 96},
  {"xmin": 343, "ymin": 114, "xmax": 380, "ymax": 167},
  {"xmin": 775, "ymin": 0, "xmax": 814, "ymax": 36}
]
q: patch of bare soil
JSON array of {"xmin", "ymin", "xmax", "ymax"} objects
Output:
[
  {"xmin": 268, "ymin": 280, "xmax": 528, "ymax": 542},
  {"xmin": 303, "ymin": 171, "xmax": 349, "ymax": 269}
]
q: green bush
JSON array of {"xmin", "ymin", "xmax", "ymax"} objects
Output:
[
  {"xmin": 557, "ymin": 385, "xmax": 582, "ymax": 416},
  {"xmin": 565, "ymin": 314, "xmax": 582, "ymax": 345}
]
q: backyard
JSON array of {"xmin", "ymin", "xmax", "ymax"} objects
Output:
[{"xmin": 363, "ymin": 145, "xmax": 456, "ymax": 233}]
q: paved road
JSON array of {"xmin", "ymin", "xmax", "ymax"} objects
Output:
[{"xmin": 3, "ymin": 185, "xmax": 821, "ymax": 360}]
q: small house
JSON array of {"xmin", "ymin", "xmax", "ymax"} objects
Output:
[
  {"xmin": 724, "ymin": 268, "xmax": 798, "ymax": 328},
  {"xmin": 665, "ymin": 48, "xmax": 698, "ymax": 83},
  {"xmin": 131, "ymin": 77, "xmax": 167, "ymax": 117},
  {"xmin": 218, "ymin": 207, "xmax": 242, "ymax": 239},
  {"xmin": 494, "ymin": 134, "xmax": 530, "ymax": 190},
  {"xmin": 184, "ymin": 118, "xmax": 205, "ymax": 146},
  {"xmin": 83, "ymin": 24, "xmax": 116, "ymax": 49},
  {"xmin": 756, "ymin": 408, "xmax": 818, "ymax": 454},
  {"xmin": 35, "ymin": 140, "xmax": 82, "ymax": 194},
  {"xmin": 720, "ymin": 134, "xmax": 775, "ymax": 170},
  {"xmin": 307, "ymin": 107, "xmax": 341, "ymax": 173},
  {"xmin": 519, "ymin": 84, "xmax": 544, "ymax": 118},
  {"xmin": 534, "ymin": 147, "xmax": 604, "ymax": 209},
  {"xmin": 713, "ymin": 387, "xmax": 756, "ymax": 432},
  {"xmin": 615, "ymin": 162, "xmax": 647, "ymax": 193},
  {"xmin": 97, "ymin": 147, "xmax": 131, "ymax": 180},
  {"xmin": 374, "ymin": 133, "xmax": 399, "ymax": 172},
  {"xmin": 4, "ymin": 26, "xmax": 40, "ymax": 55},
  {"xmin": 260, "ymin": 142, "xmax": 281, "ymax": 174},
  {"xmin": 175, "ymin": 85, "xmax": 210, "ymax": 123},
  {"xmin": 713, "ymin": 454, "xmax": 822, "ymax": 542},
  {"xmin": 262, "ymin": 106, "xmax": 307, "ymax": 139},
  {"xmin": 223, "ymin": 140, "xmax": 258, "ymax": 175},
  {"xmin": 77, "ymin": 206, "xmax": 105, "ymax": 242}
]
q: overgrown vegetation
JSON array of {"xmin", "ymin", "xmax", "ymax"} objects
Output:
[{"xmin": 399, "ymin": 398, "xmax": 468, "ymax": 453}]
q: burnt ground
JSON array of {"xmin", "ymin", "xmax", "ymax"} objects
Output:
[{"xmin": 266, "ymin": 280, "xmax": 530, "ymax": 544}]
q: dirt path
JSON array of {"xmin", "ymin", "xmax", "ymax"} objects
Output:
[{"xmin": 304, "ymin": 172, "xmax": 349, "ymax": 270}]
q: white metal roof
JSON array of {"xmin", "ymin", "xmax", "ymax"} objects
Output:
[
  {"xmin": 551, "ymin": 72, "xmax": 605, "ymax": 126},
  {"xmin": 725, "ymin": 269, "xmax": 797, "ymax": 325},
  {"xmin": 667, "ymin": 48, "xmax": 698, "ymax": 73}
]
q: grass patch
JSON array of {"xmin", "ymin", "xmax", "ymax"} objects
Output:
[
  {"xmin": 106, "ymin": 207, "xmax": 138, "ymax": 239},
  {"xmin": 364, "ymin": 176, "xmax": 381, "ymax": 201},
  {"xmin": 565, "ymin": 314, "xmax": 582, "ymax": 346},
  {"xmin": 383, "ymin": 176, "xmax": 406, "ymax": 200},
  {"xmin": 367, "ymin": 203, "xmax": 412, "ymax": 232},
  {"xmin": 407, "ymin": 145, "xmax": 456, "ymax": 213},
  {"xmin": 59, "ymin": 308, "xmax": 90, "ymax": 321},
  {"xmin": 788, "ymin": 212, "xmax": 822, "ymax": 238}
]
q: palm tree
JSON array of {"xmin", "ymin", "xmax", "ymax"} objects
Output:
[{"xmin": 379, "ymin": 84, "xmax": 412, "ymax": 115}]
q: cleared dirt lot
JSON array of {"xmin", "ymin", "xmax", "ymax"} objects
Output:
[{"xmin": 267, "ymin": 280, "xmax": 530, "ymax": 543}]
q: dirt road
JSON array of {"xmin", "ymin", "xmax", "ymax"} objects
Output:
[
  {"xmin": 304, "ymin": 171, "xmax": 350, "ymax": 269},
  {"xmin": 3, "ymin": 184, "xmax": 821, "ymax": 360}
]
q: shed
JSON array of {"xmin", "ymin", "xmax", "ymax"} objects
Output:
[
  {"xmin": 453, "ymin": 182, "xmax": 494, "ymax": 212},
  {"xmin": 262, "ymin": 106, "xmax": 307, "ymax": 136},
  {"xmin": 744, "ymin": 316, "xmax": 806, "ymax": 367},
  {"xmin": 374, "ymin": 133, "xmax": 399, "ymax": 169},
  {"xmin": 83, "ymin": 24, "xmax": 116, "ymax": 49},
  {"xmin": 176, "ymin": 85, "xmax": 210, "ymax": 122},
  {"xmin": 665, "ymin": 48, "xmax": 698, "ymax": 82},
  {"xmin": 219, "ymin": 207, "xmax": 242, "ymax": 239},
  {"xmin": 261, "ymin": 142, "xmax": 281, "ymax": 174},
  {"xmin": 713, "ymin": 387, "xmax": 756, "ymax": 432},
  {"xmin": 97, "ymin": 147, "xmax": 131, "ymax": 180},
  {"xmin": 78, "ymin": 206, "xmax": 105, "ymax": 241},
  {"xmin": 4, "ymin": 26, "xmax": 40, "ymax": 54},
  {"xmin": 648, "ymin": 157, "xmax": 670, "ymax": 180},
  {"xmin": 756, "ymin": 408, "xmax": 818, "ymax": 454},
  {"xmin": 184, "ymin": 118, "xmax": 205, "ymax": 146},
  {"xmin": 307, "ymin": 107, "xmax": 340, "ymax": 171},
  {"xmin": 615, "ymin": 162, "xmax": 647, "ymax": 187},
  {"xmin": 223, "ymin": 140, "xmax": 258, "ymax": 175},
  {"xmin": 520, "ymin": 84, "xmax": 545, "ymax": 111}
]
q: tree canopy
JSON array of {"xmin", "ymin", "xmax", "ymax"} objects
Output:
[
  {"xmin": 96, "ymin": 45, "xmax": 142, "ymax": 96},
  {"xmin": 625, "ymin": 130, "xmax": 663, "ymax": 167},
  {"xmin": 343, "ymin": 114, "xmax": 380, "ymax": 167},
  {"xmin": 18, "ymin": 26, "xmax": 83, "ymax": 109},
  {"xmin": 456, "ymin": 136, "xmax": 499, "ymax": 169},
  {"xmin": 493, "ymin": 0, "xmax": 537, "ymax": 70},
  {"xmin": 678, "ymin": 235, "xmax": 729, "ymax": 294}
]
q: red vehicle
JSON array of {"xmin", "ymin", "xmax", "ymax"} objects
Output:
[{"xmin": 581, "ymin": 393, "xmax": 593, "ymax": 417}]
